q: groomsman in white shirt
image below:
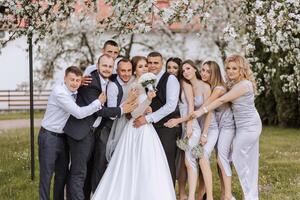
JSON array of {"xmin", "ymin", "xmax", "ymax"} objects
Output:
[
  {"xmin": 107, "ymin": 58, "xmax": 134, "ymax": 107},
  {"xmin": 133, "ymin": 52, "xmax": 181, "ymax": 185},
  {"xmin": 63, "ymin": 54, "xmax": 138, "ymax": 200},
  {"xmin": 38, "ymin": 66, "xmax": 106, "ymax": 200},
  {"xmin": 91, "ymin": 58, "xmax": 135, "ymax": 191}
]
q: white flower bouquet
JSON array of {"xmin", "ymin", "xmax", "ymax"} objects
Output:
[
  {"xmin": 138, "ymin": 72, "xmax": 157, "ymax": 91},
  {"xmin": 176, "ymin": 136, "xmax": 189, "ymax": 151},
  {"xmin": 191, "ymin": 144, "xmax": 204, "ymax": 159}
]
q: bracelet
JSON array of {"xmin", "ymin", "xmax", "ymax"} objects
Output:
[
  {"xmin": 202, "ymin": 134, "xmax": 207, "ymax": 138},
  {"xmin": 203, "ymin": 106, "xmax": 208, "ymax": 113}
]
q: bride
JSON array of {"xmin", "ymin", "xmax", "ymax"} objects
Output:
[{"xmin": 91, "ymin": 56, "xmax": 176, "ymax": 200}]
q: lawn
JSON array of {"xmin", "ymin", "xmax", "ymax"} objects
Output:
[
  {"xmin": 0, "ymin": 127, "xmax": 299, "ymax": 199},
  {"xmin": 0, "ymin": 111, "xmax": 44, "ymax": 120}
]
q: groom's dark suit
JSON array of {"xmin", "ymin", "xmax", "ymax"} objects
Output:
[
  {"xmin": 91, "ymin": 76, "xmax": 125, "ymax": 192},
  {"xmin": 64, "ymin": 70, "xmax": 121, "ymax": 200},
  {"xmin": 150, "ymin": 72, "xmax": 181, "ymax": 185}
]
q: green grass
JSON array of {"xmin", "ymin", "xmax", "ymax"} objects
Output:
[
  {"xmin": 0, "ymin": 111, "xmax": 44, "ymax": 120},
  {"xmin": 0, "ymin": 127, "xmax": 299, "ymax": 199}
]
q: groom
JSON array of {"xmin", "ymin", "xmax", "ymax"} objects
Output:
[
  {"xmin": 133, "ymin": 51, "xmax": 181, "ymax": 184},
  {"xmin": 91, "ymin": 58, "xmax": 135, "ymax": 192},
  {"xmin": 63, "ymin": 54, "xmax": 137, "ymax": 200}
]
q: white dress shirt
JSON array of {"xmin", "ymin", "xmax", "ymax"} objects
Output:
[
  {"xmin": 145, "ymin": 69, "xmax": 180, "ymax": 123},
  {"xmin": 93, "ymin": 74, "xmax": 109, "ymax": 127},
  {"xmin": 41, "ymin": 83, "xmax": 101, "ymax": 133}
]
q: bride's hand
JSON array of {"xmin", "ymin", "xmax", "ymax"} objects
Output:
[
  {"xmin": 127, "ymin": 89, "xmax": 139, "ymax": 102},
  {"xmin": 147, "ymin": 91, "xmax": 156, "ymax": 101},
  {"xmin": 144, "ymin": 106, "xmax": 152, "ymax": 114}
]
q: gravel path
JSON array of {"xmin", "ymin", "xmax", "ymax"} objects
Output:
[{"xmin": 0, "ymin": 119, "xmax": 42, "ymax": 130}]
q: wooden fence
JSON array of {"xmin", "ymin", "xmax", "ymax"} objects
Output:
[{"xmin": 0, "ymin": 90, "xmax": 50, "ymax": 110}]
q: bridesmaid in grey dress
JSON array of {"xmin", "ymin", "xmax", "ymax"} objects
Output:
[
  {"xmin": 165, "ymin": 79, "xmax": 201, "ymax": 200},
  {"xmin": 165, "ymin": 57, "xmax": 189, "ymax": 200},
  {"xmin": 192, "ymin": 55, "xmax": 262, "ymax": 200},
  {"xmin": 180, "ymin": 60, "xmax": 218, "ymax": 200},
  {"xmin": 196, "ymin": 60, "xmax": 235, "ymax": 200}
]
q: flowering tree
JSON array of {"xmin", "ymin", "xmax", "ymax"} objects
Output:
[
  {"xmin": 225, "ymin": 0, "xmax": 300, "ymax": 126},
  {"xmin": 2, "ymin": 0, "xmax": 299, "ymax": 126}
]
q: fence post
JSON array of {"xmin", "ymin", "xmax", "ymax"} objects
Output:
[
  {"xmin": 8, "ymin": 90, "xmax": 10, "ymax": 110},
  {"xmin": 28, "ymin": 34, "xmax": 35, "ymax": 181}
]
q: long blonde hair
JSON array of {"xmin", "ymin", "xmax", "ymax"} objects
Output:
[
  {"xmin": 202, "ymin": 60, "xmax": 225, "ymax": 89},
  {"xmin": 225, "ymin": 55, "xmax": 257, "ymax": 93}
]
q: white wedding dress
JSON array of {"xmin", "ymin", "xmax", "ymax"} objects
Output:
[{"xmin": 92, "ymin": 83, "xmax": 176, "ymax": 200}]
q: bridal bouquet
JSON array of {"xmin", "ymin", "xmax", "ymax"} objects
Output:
[
  {"xmin": 176, "ymin": 136, "xmax": 189, "ymax": 151},
  {"xmin": 176, "ymin": 136, "xmax": 204, "ymax": 159},
  {"xmin": 191, "ymin": 144, "xmax": 204, "ymax": 159},
  {"xmin": 138, "ymin": 72, "xmax": 157, "ymax": 91}
]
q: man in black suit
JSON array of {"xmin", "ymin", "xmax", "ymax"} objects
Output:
[
  {"xmin": 90, "ymin": 58, "xmax": 135, "ymax": 192},
  {"xmin": 63, "ymin": 54, "xmax": 137, "ymax": 200}
]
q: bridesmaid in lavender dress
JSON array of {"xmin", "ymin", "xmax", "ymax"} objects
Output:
[
  {"xmin": 165, "ymin": 57, "xmax": 189, "ymax": 200},
  {"xmin": 180, "ymin": 60, "xmax": 218, "ymax": 200},
  {"xmin": 196, "ymin": 60, "xmax": 235, "ymax": 200},
  {"xmin": 192, "ymin": 55, "xmax": 262, "ymax": 200},
  {"xmin": 165, "ymin": 77, "xmax": 202, "ymax": 200}
]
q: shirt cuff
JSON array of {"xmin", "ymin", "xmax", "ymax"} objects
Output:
[
  {"xmin": 120, "ymin": 107, "xmax": 123, "ymax": 115},
  {"xmin": 145, "ymin": 114, "xmax": 153, "ymax": 123},
  {"xmin": 92, "ymin": 99, "xmax": 102, "ymax": 110}
]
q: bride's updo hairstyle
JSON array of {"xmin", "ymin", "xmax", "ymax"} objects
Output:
[
  {"xmin": 225, "ymin": 55, "xmax": 257, "ymax": 93},
  {"xmin": 131, "ymin": 56, "xmax": 147, "ymax": 75}
]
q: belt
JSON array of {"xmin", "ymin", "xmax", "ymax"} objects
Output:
[{"xmin": 41, "ymin": 127, "xmax": 65, "ymax": 138}]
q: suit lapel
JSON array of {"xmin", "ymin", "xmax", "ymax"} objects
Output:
[{"xmin": 91, "ymin": 70, "xmax": 102, "ymax": 92}]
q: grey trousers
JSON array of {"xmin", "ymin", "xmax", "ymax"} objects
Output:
[
  {"xmin": 38, "ymin": 127, "xmax": 69, "ymax": 200},
  {"xmin": 67, "ymin": 132, "xmax": 95, "ymax": 200}
]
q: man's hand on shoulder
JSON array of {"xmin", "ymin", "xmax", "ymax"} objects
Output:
[{"xmin": 81, "ymin": 75, "xmax": 92, "ymax": 86}]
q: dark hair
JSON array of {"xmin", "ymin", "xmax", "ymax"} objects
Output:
[
  {"xmin": 103, "ymin": 40, "xmax": 119, "ymax": 49},
  {"xmin": 65, "ymin": 66, "xmax": 83, "ymax": 77},
  {"xmin": 147, "ymin": 51, "xmax": 163, "ymax": 59},
  {"xmin": 117, "ymin": 58, "xmax": 132, "ymax": 69},
  {"xmin": 181, "ymin": 60, "xmax": 201, "ymax": 83},
  {"xmin": 131, "ymin": 56, "xmax": 147, "ymax": 74},
  {"xmin": 97, "ymin": 54, "xmax": 113, "ymax": 66},
  {"xmin": 166, "ymin": 57, "xmax": 182, "ymax": 79}
]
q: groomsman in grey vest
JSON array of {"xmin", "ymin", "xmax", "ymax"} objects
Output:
[
  {"xmin": 91, "ymin": 58, "xmax": 135, "ymax": 192},
  {"xmin": 63, "ymin": 54, "xmax": 137, "ymax": 200},
  {"xmin": 133, "ymin": 52, "xmax": 181, "ymax": 185},
  {"xmin": 38, "ymin": 66, "xmax": 106, "ymax": 200}
]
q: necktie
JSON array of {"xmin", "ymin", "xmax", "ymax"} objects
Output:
[
  {"xmin": 93, "ymin": 81, "xmax": 107, "ymax": 128},
  {"xmin": 71, "ymin": 93, "xmax": 77, "ymax": 100}
]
